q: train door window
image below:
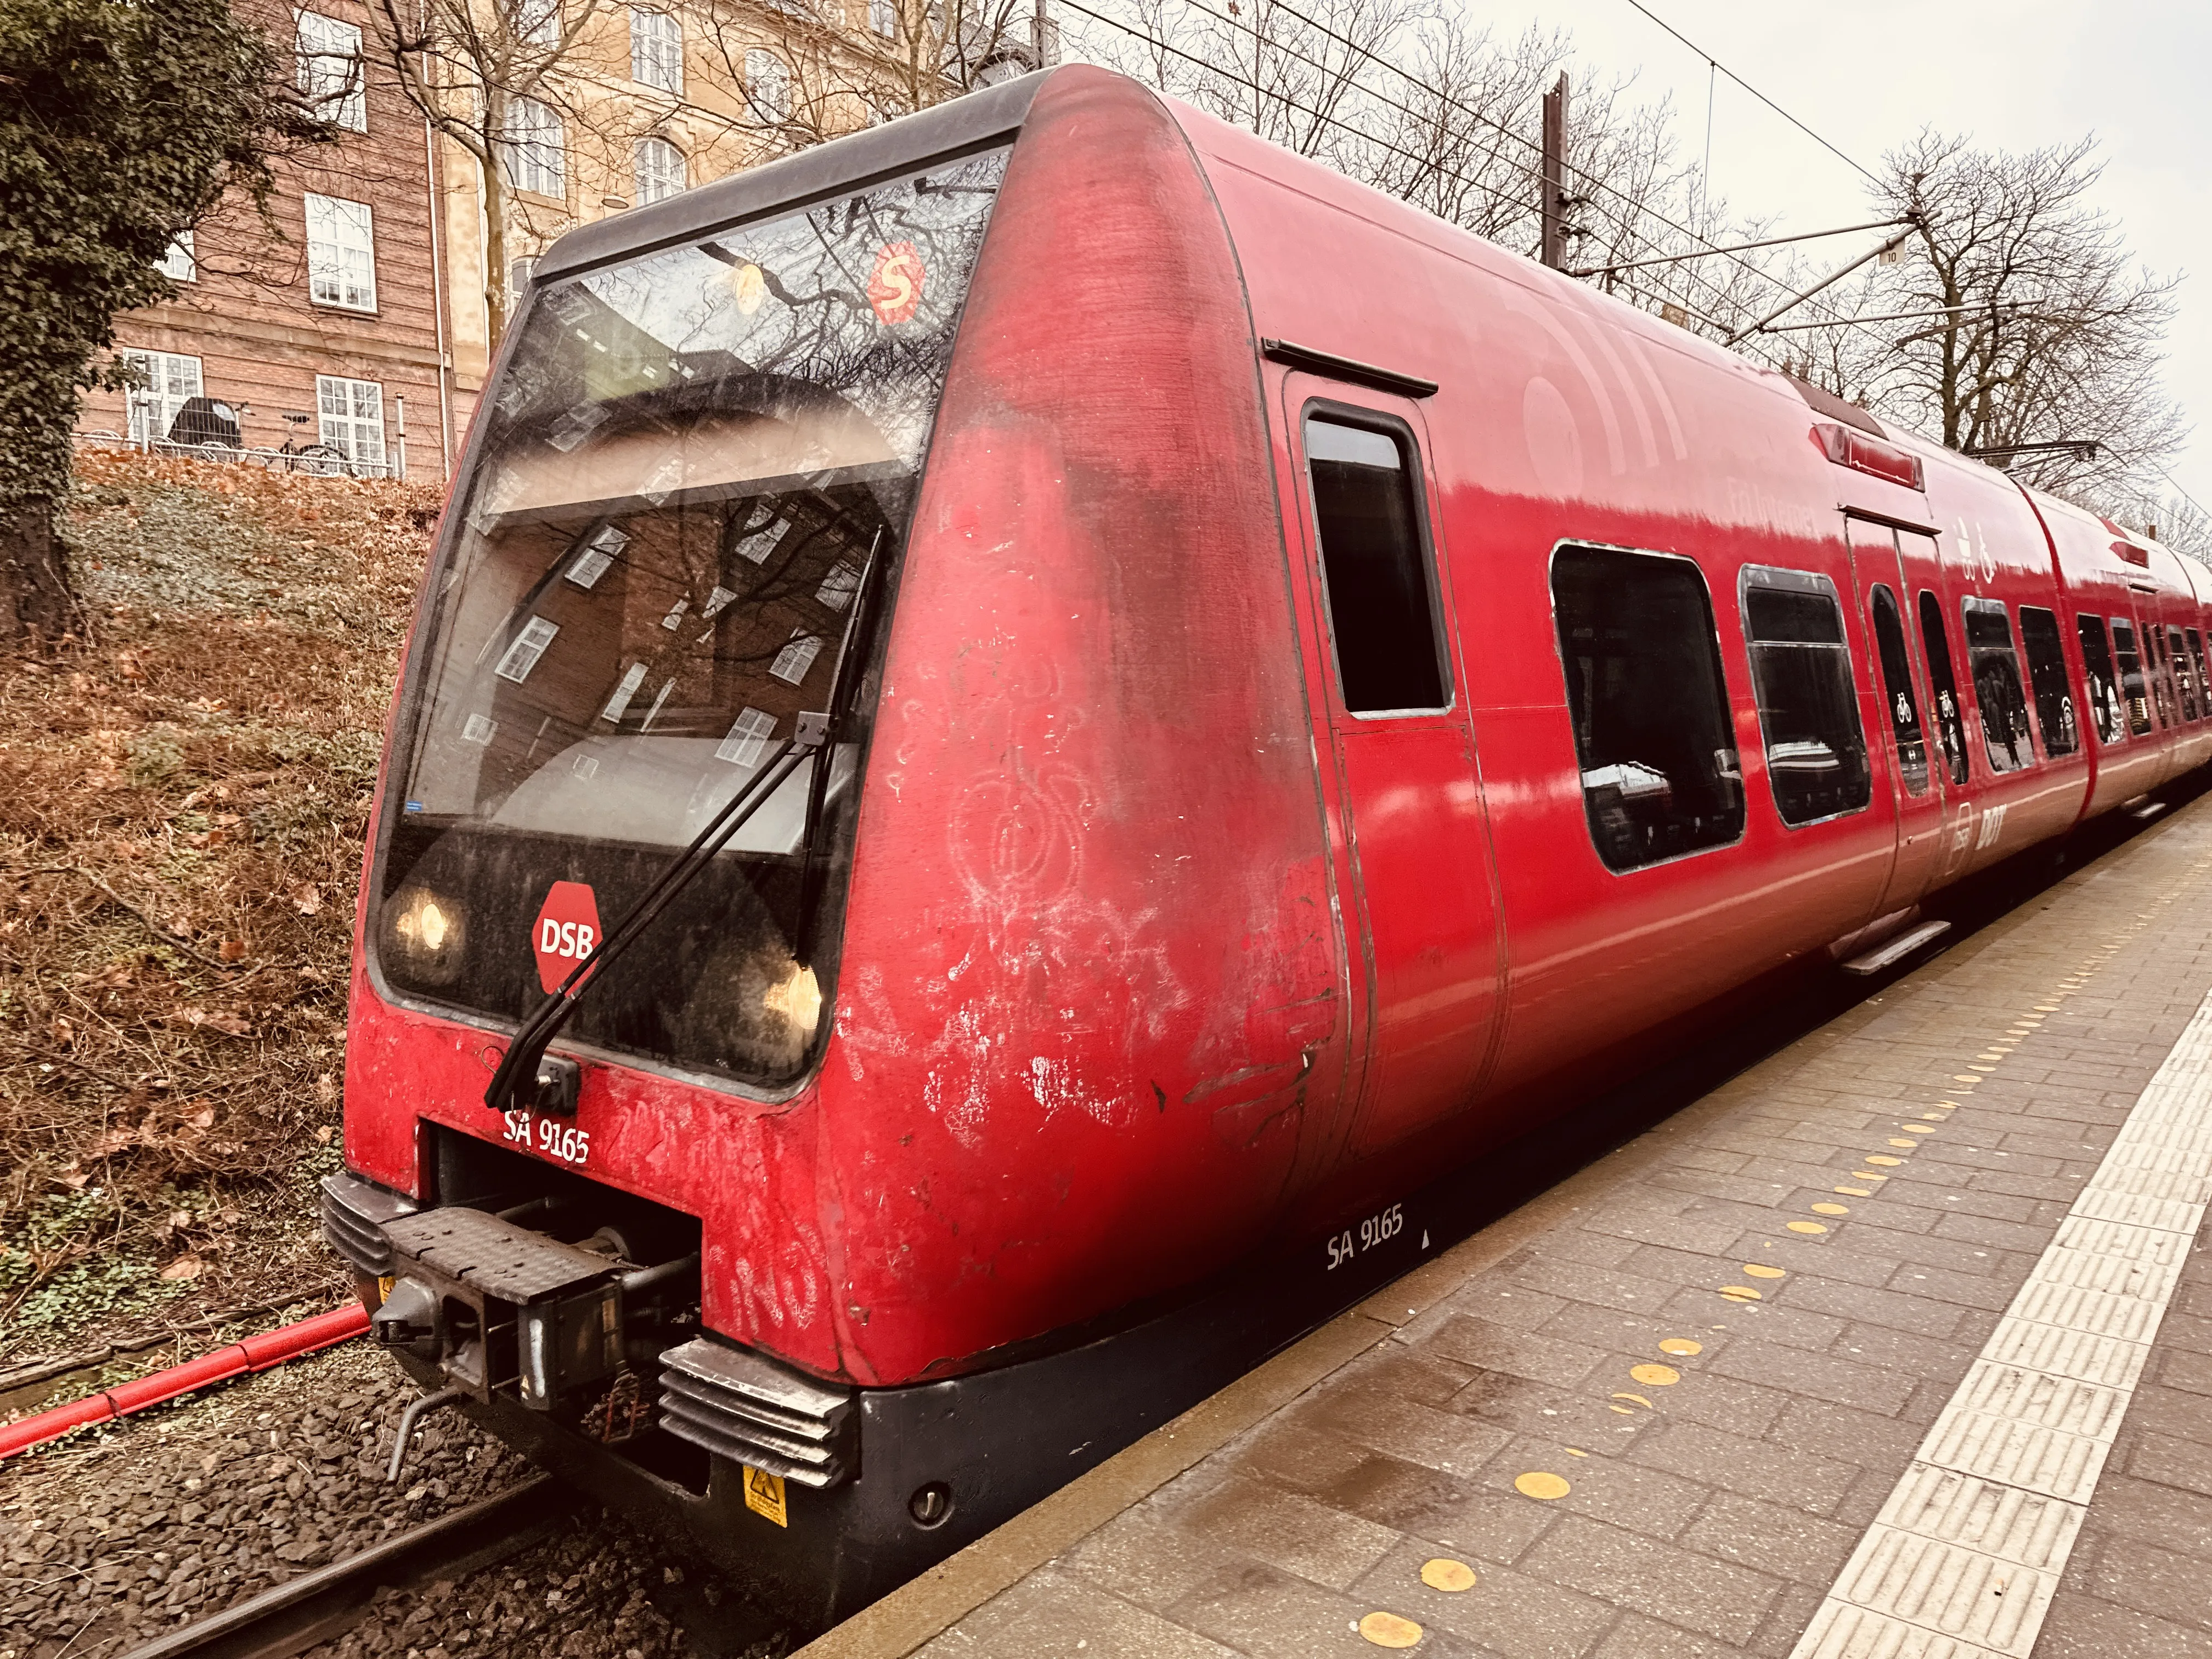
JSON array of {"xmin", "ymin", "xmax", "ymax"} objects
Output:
[
  {"xmin": 1741, "ymin": 568, "xmax": 1872, "ymax": 826},
  {"xmin": 1551, "ymin": 546, "xmax": 1744, "ymax": 871},
  {"xmin": 1961, "ymin": 597, "xmax": 2034, "ymax": 772},
  {"xmin": 2076, "ymin": 614, "xmax": 2125, "ymax": 743},
  {"xmin": 2016, "ymin": 607, "xmax": 2079, "ymax": 756},
  {"xmin": 2146, "ymin": 622, "xmax": 2174, "ymax": 726},
  {"xmin": 1917, "ymin": 590, "xmax": 1971, "ymax": 786},
  {"xmin": 2110, "ymin": 618, "xmax": 2154, "ymax": 733},
  {"xmin": 1868, "ymin": 585, "xmax": 1929, "ymax": 795},
  {"xmin": 2191, "ymin": 630, "xmax": 2210, "ymax": 720},
  {"xmin": 2169, "ymin": 627, "xmax": 2200, "ymax": 721},
  {"xmin": 1303, "ymin": 414, "xmax": 1448, "ymax": 714}
]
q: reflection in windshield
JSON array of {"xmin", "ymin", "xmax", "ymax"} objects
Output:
[{"xmin": 376, "ymin": 150, "xmax": 1008, "ymax": 1083}]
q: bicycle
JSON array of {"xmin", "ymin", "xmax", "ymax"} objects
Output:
[{"xmin": 267, "ymin": 411, "xmax": 350, "ymax": 477}]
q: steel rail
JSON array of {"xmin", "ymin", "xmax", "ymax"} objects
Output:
[{"xmin": 116, "ymin": 1476, "xmax": 572, "ymax": 1659}]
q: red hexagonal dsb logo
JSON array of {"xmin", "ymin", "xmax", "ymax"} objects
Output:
[{"xmin": 533, "ymin": 881, "xmax": 601, "ymax": 993}]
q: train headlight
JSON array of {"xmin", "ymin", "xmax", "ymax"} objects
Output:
[
  {"xmin": 387, "ymin": 888, "xmax": 465, "ymax": 984},
  {"xmin": 763, "ymin": 961, "xmax": 822, "ymax": 1035}
]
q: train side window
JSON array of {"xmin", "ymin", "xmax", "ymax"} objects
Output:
[
  {"xmin": 1741, "ymin": 569, "xmax": 1872, "ymax": 826},
  {"xmin": 1917, "ymin": 590, "xmax": 1972, "ymax": 785},
  {"xmin": 2190, "ymin": 629, "xmax": 2210, "ymax": 720},
  {"xmin": 2016, "ymin": 606, "xmax": 2079, "ymax": 756},
  {"xmin": 1303, "ymin": 414, "xmax": 1448, "ymax": 714},
  {"xmin": 1961, "ymin": 597, "xmax": 2034, "ymax": 772},
  {"xmin": 1551, "ymin": 546, "xmax": 1744, "ymax": 872},
  {"xmin": 1867, "ymin": 585, "xmax": 1929, "ymax": 795},
  {"xmin": 2076, "ymin": 614, "xmax": 2125, "ymax": 743},
  {"xmin": 2110, "ymin": 618, "xmax": 2154, "ymax": 733},
  {"xmin": 2169, "ymin": 627, "xmax": 2200, "ymax": 721},
  {"xmin": 2146, "ymin": 624, "xmax": 2174, "ymax": 726}
]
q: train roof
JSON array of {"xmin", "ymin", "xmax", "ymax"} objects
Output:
[{"xmin": 524, "ymin": 66, "xmax": 2199, "ymax": 596}]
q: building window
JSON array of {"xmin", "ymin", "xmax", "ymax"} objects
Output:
[
  {"xmin": 2017, "ymin": 606, "xmax": 2079, "ymax": 755},
  {"xmin": 745, "ymin": 49, "xmax": 791, "ymax": 122},
  {"xmin": 156, "ymin": 231, "xmax": 197, "ymax": 283},
  {"xmin": 1553, "ymin": 546, "xmax": 1743, "ymax": 872},
  {"xmin": 515, "ymin": 0, "xmax": 561, "ymax": 47},
  {"xmin": 503, "ymin": 97, "xmax": 566, "ymax": 196},
  {"xmin": 1961, "ymin": 597, "xmax": 2035, "ymax": 772},
  {"xmin": 120, "ymin": 349, "xmax": 204, "ymax": 445},
  {"xmin": 509, "ymin": 257, "xmax": 537, "ymax": 302},
  {"xmin": 296, "ymin": 12, "xmax": 366, "ymax": 132},
  {"xmin": 2075, "ymin": 614, "xmax": 2124, "ymax": 744},
  {"xmin": 634, "ymin": 137, "xmax": 685, "ymax": 204},
  {"xmin": 1304, "ymin": 414, "xmax": 1447, "ymax": 714},
  {"xmin": 2109, "ymin": 617, "xmax": 2154, "ymax": 734},
  {"xmin": 1741, "ymin": 569, "xmax": 1871, "ymax": 826},
  {"xmin": 870, "ymin": 0, "xmax": 898, "ymax": 36},
  {"xmin": 630, "ymin": 8, "xmax": 681, "ymax": 91},
  {"xmin": 1867, "ymin": 584, "xmax": 1929, "ymax": 797},
  {"xmin": 303, "ymin": 193, "xmax": 376, "ymax": 311},
  {"xmin": 1917, "ymin": 590, "xmax": 1971, "ymax": 785},
  {"xmin": 317, "ymin": 374, "xmax": 386, "ymax": 466}
]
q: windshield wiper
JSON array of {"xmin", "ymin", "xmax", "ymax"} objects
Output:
[
  {"xmin": 484, "ymin": 727, "xmax": 820, "ymax": 1117},
  {"xmin": 792, "ymin": 528, "xmax": 887, "ymax": 964}
]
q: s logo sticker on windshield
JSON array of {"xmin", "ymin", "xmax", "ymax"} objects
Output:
[{"xmin": 867, "ymin": 241, "xmax": 924, "ymax": 325}]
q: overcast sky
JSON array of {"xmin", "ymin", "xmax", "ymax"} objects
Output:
[{"xmin": 1471, "ymin": 1, "xmax": 2209, "ymax": 520}]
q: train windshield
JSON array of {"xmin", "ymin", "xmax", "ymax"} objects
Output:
[{"xmin": 375, "ymin": 148, "xmax": 1008, "ymax": 1084}]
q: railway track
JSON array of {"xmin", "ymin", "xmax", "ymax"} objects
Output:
[{"xmin": 116, "ymin": 1476, "xmax": 573, "ymax": 1659}]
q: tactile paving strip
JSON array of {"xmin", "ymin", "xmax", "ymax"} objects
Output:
[{"xmin": 1788, "ymin": 985, "xmax": 2212, "ymax": 1659}]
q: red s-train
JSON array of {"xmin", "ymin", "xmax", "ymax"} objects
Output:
[{"xmin": 325, "ymin": 65, "xmax": 2212, "ymax": 1633}]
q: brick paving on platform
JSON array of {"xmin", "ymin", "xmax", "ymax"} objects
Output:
[{"xmin": 906, "ymin": 801, "xmax": 2212, "ymax": 1659}]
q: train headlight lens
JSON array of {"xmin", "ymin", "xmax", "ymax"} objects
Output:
[
  {"xmin": 763, "ymin": 962, "xmax": 822, "ymax": 1034},
  {"xmin": 387, "ymin": 889, "xmax": 464, "ymax": 983}
]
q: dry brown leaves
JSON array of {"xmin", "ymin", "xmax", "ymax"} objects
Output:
[{"xmin": 0, "ymin": 449, "xmax": 436, "ymax": 1359}]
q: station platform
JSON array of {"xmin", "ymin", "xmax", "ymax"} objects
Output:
[{"xmin": 797, "ymin": 798, "xmax": 2212, "ymax": 1659}]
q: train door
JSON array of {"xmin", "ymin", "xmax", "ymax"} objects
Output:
[
  {"xmin": 1899, "ymin": 531, "xmax": 1978, "ymax": 878},
  {"xmin": 1845, "ymin": 518, "xmax": 1948, "ymax": 909},
  {"xmin": 1280, "ymin": 382, "xmax": 1503, "ymax": 1158}
]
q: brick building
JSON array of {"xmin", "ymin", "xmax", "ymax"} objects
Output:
[{"xmin": 76, "ymin": 0, "xmax": 458, "ymax": 482}]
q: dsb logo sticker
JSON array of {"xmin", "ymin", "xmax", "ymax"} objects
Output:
[{"xmin": 533, "ymin": 881, "xmax": 601, "ymax": 993}]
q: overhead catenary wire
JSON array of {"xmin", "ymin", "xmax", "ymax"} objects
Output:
[{"xmin": 1619, "ymin": 0, "xmax": 1884, "ymax": 189}]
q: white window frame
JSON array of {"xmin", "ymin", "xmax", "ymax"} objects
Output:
[
  {"xmin": 295, "ymin": 11, "xmax": 366, "ymax": 132},
  {"xmin": 317, "ymin": 374, "xmax": 386, "ymax": 466},
  {"xmin": 745, "ymin": 49, "xmax": 791, "ymax": 122},
  {"xmin": 503, "ymin": 97, "xmax": 566, "ymax": 198},
  {"xmin": 120, "ymin": 350, "xmax": 204, "ymax": 445},
  {"xmin": 870, "ymin": 0, "xmax": 898, "ymax": 37},
  {"xmin": 304, "ymin": 193, "xmax": 376, "ymax": 311},
  {"xmin": 156, "ymin": 231, "xmax": 198, "ymax": 283},
  {"xmin": 515, "ymin": 0, "xmax": 561, "ymax": 47},
  {"xmin": 629, "ymin": 8, "xmax": 682, "ymax": 92},
  {"xmin": 634, "ymin": 136, "xmax": 685, "ymax": 204}
]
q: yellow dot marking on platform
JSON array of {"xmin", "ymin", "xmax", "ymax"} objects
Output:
[
  {"xmin": 1968, "ymin": 1064, "xmax": 1997, "ymax": 1073},
  {"xmin": 1359, "ymin": 1611, "xmax": 1424, "ymax": 1647},
  {"xmin": 1660, "ymin": 1338, "xmax": 1703, "ymax": 1356},
  {"xmin": 1720, "ymin": 1286, "xmax": 1763, "ymax": 1301},
  {"xmin": 1566, "ymin": 1447, "xmax": 1590, "ymax": 1458},
  {"xmin": 1903, "ymin": 1124, "xmax": 1936, "ymax": 1134},
  {"xmin": 1612, "ymin": 1392, "xmax": 1655, "ymax": 1408},
  {"xmin": 1836, "ymin": 1186, "xmax": 1872, "ymax": 1197},
  {"xmin": 1610, "ymin": 1403, "xmax": 1637, "ymax": 1414},
  {"xmin": 1867, "ymin": 1155, "xmax": 1904, "ymax": 1166},
  {"xmin": 1889, "ymin": 1138, "xmax": 1918, "ymax": 1148},
  {"xmin": 1743, "ymin": 1263, "xmax": 1787, "ymax": 1278},
  {"xmin": 1855, "ymin": 1172, "xmax": 1887, "ymax": 1182},
  {"xmin": 1788, "ymin": 1220, "xmax": 1829, "ymax": 1234},
  {"xmin": 1922, "ymin": 1111, "xmax": 1950, "ymax": 1120},
  {"xmin": 1515, "ymin": 1471, "xmax": 1571, "ymax": 1500},
  {"xmin": 1630, "ymin": 1364, "xmax": 1681, "ymax": 1386},
  {"xmin": 1421, "ymin": 1559, "xmax": 1477, "ymax": 1593},
  {"xmin": 1812, "ymin": 1202, "xmax": 1849, "ymax": 1216},
  {"xmin": 1953, "ymin": 1074, "xmax": 1983, "ymax": 1082},
  {"xmin": 2036, "ymin": 1003, "xmax": 2060, "ymax": 1011}
]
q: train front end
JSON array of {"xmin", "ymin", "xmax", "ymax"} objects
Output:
[{"xmin": 324, "ymin": 101, "xmax": 1023, "ymax": 1628}]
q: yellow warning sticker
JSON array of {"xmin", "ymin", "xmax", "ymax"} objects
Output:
[
  {"xmin": 376, "ymin": 1275, "xmax": 395, "ymax": 1304},
  {"xmin": 743, "ymin": 1464, "xmax": 789, "ymax": 1528}
]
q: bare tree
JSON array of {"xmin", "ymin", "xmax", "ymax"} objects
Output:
[
  {"xmin": 1785, "ymin": 132, "xmax": 2184, "ymax": 501},
  {"xmin": 364, "ymin": 0, "xmax": 613, "ymax": 349},
  {"xmin": 690, "ymin": 0, "xmax": 1042, "ymax": 154}
]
